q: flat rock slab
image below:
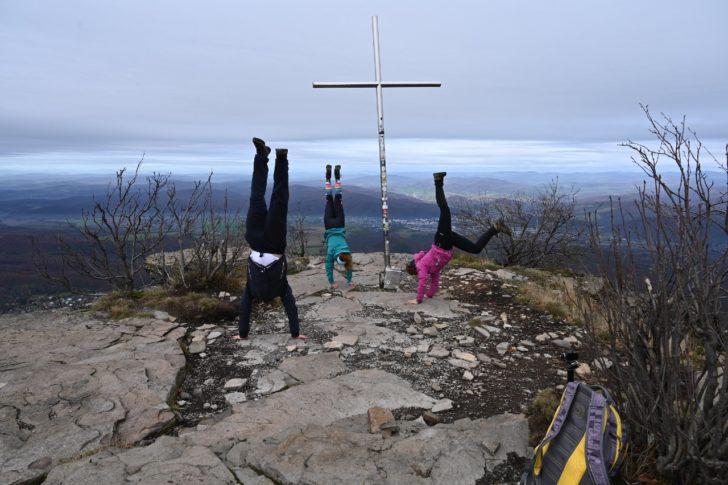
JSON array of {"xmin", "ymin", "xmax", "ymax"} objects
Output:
[
  {"xmin": 243, "ymin": 413, "xmax": 529, "ymax": 484},
  {"xmin": 354, "ymin": 292, "xmax": 463, "ymax": 319},
  {"xmin": 254, "ymin": 369, "xmax": 298, "ymax": 395},
  {"xmin": 317, "ymin": 319, "xmax": 408, "ymax": 347},
  {"xmin": 287, "ymin": 268, "xmax": 325, "ymax": 298},
  {"xmin": 277, "ymin": 353, "xmax": 349, "ymax": 383},
  {"xmin": 41, "ymin": 369, "xmax": 440, "ymax": 484},
  {"xmin": 303, "ymin": 296, "xmax": 363, "ymax": 320},
  {"xmin": 0, "ymin": 311, "xmax": 186, "ymax": 485},
  {"xmin": 235, "ymin": 328, "xmax": 306, "ymax": 348},
  {"xmin": 187, "ymin": 369, "xmax": 436, "ymax": 455},
  {"xmin": 44, "ymin": 435, "xmax": 237, "ymax": 485}
]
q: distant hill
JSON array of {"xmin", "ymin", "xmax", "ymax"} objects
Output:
[
  {"xmin": 342, "ymin": 174, "xmax": 528, "ymax": 200},
  {"xmin": 3, "ymin": 170, "xmax": 722, "ymax": 224},
  {"xmin": 287, "ymin": 184, "xmax": 439, "ymax": 218},
  {"xmin": 0, "ymin": 181, "xmax": 439, "ymax": 223}
]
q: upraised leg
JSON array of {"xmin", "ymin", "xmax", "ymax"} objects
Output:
[
  {"xmin": 245, "ymin": 138, "xmax": 270, "ymax": 251},
  {"xmin": 263, "ymin": 149, "xmax": 289, "ymax": 254}
]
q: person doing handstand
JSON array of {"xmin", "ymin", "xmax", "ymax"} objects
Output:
[
  {"xmin": 323, "ymin": 164, "xmax": 354, "ymax": 289},
  {"xmin": 235, "ymin": 137, "xmax": 306, "ymax": 340},
  {"xmin": 406, "ymin": 172, "xmax": 511, "ymax": 304}
]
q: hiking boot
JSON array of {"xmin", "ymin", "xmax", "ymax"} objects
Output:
[
  {"xmin": 494, "ymin": 218, "xmax": 512, "ymax": 236},
  {"xmin": 275, "ymin": 148, "xmax": 288, "ymax": 160},
  {"xmin": 433, "ymin": 172, "xmax": 447, "ymax": 183},
  {"xmin": 325, "ymin": 164, "xmax": 332, "ymax": 181},
  {"xmin": 252, "ymin": 137, "xmax": 270, "ymax": 156},
  {"xmin": 334, "ymin": 164, "xmax": 341, "ymax": 181}
]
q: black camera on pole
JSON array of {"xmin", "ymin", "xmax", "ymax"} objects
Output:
[{"xmin": 560, "ymin": 351, "xmax": 579, "ymax": 383}]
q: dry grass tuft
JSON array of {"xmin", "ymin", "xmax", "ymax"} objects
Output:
[
  {"xmin": 92, "ymin": 287, "xmax": 238, "ymax": 323},
  {"xmin": 449, "ymin": 253, "xmax": 502, "ymax": 271},
  {"xmin": 526, "ymin": 388, "xmax": 560, "ymax": 446}
]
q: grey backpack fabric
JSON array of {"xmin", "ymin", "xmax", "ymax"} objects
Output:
[{"xmin": 521, "ymin": 381, "xmax": 628, "ymax": 485}]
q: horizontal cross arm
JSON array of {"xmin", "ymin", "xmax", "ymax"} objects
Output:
[{"xmin": 313, "ymin": 81, "xmax": 441, "ymax": 88}]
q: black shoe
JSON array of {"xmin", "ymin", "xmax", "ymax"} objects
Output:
[
  {"xmin": 334, "ymin": 165, "xmax": 341, "ymax": 181},
  {"xmin": 433, "ymin": 172, "xmax": 447, "ymax": 183},
  {"xmin": 252, "ymin": 137, "xmax": 270, "ymax": 156},
  {"xmin": 326, "ymin": 164, "xmax": 332, "ymax": 181},
  {"xmin": 275, "ymin": 148, "xmax": 288, "ymax": 160},
  {"xmin": 494, "ymin": 218, "xmax": 512, "ymax": 236}
]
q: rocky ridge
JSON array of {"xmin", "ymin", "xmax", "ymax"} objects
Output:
[{"xmin": 1, "ymin": 252, "xmax": 591, "ymax": 484}]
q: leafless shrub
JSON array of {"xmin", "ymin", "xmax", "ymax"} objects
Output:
[
  {"xmin": 455, "ymin": 179, "xmax": 581, "ymax": 267},
  {"xmin": 153, "ymin": 176, "xmax": 209, "ymax": 289},
  {"xmin": 34, "ymin": 160, "xmax": 169, "ymax": 294},
  {"xmin": 152, "ymin": 175, "xmax": 247, "ymax": 292},
  {"xmin": 287, "ymin": 202, "xmax": 308, "ymax": 258},
  {"xmin": 186, "ymin": 181, "xmax": 247, "ymax": 291},
  {"xmin": 583, "ymin": 106, "xmax": 727, "ymax": 483},
  {"xmin": 36, "ymin": 165, "xmax": 247, "ymax": 295}
]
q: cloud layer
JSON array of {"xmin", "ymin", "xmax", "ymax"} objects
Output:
[{"xmin": 1, "ymin": 0, "xmax": 726, "ymax": 171}]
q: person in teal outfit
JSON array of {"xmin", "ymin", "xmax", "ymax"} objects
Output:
[{"xmin": 323, "ymin": 164, "xmax": 354, "ymax": 289}]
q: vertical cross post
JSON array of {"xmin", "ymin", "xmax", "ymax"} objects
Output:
[{"xmin": 314, "ymin": 16, "xmax": 440, "ymax": 287}]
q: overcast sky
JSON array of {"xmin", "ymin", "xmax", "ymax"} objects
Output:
[{"xmin": 1, "ymin": 0, "xmax": 726, "ymax": 176}]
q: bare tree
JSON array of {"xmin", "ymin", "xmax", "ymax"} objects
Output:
[
  {"xmin": 456, "ymin": 179, "xmax": 581, "ymax": 267},
  {"xmin": 35, "ymin": 160, "xmax": 169, "ymax": 294},
  {"xmin": 186, "ymin": 181, "xmax": 247, "ymax": 290},
  {"xmin": 287, "ymin": 202, "xmax": 308, "ymax": 258},
  {"xmin": 583, "ymin": 106, "xmax": 727, "ymax": 483},
  {"xmin": 151, "ymin": 176, "xmax": 209, "ymax": 288}
]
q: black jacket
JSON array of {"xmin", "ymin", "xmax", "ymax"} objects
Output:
[
  {"xmin": 238, "ymin": 255, "xmax": 300, "ymax": 338},
  {"xmin": 247, "ymin": 256, "xmax": 288, "ymax": 301}
]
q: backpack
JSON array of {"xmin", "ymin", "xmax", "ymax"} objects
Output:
[{"xmin": 521, "ymin": 381, "xmax": 628, "ymax": 485}]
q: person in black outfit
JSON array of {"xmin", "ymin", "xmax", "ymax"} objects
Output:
[{"xmin": 234, "ymin": 137, "xmax": 305, "ymax": 340}]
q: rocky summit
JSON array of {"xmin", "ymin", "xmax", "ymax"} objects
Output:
[{"xmin": 1, "ymin": 252, "xmax": 587, "ymax": 484}]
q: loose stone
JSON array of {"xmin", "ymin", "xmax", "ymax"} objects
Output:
[
  {"xmin": 452, "ymin": 350, "xmax": 477, "ymax": 362},
  {"xmin": 223, "ymin": 378, "xmax": 247, "ymax": 390},
  {"xmin": 224, "ymin": 392, "xmax": 247, "ymax": 405},
  {"xmin": 431, "ymin": 398, "xmax": 453, "ymax": 413},
  {"xmin": 473, "ymin": 327, "xmax": 490, "ymax": 339},
  {"xmin": 324, "ymin": 341, "xmax": 344, "ymax": 350},
  {"xmin": 496, "ymin": 342, "xmax": 510, "ymax": 355},
  {"xmin": 423, "ymin": 326, "xmax": 439, "ymax": 336}
]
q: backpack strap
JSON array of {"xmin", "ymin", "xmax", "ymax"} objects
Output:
[
  {"xmin": 585, "ymin": 391, "xmax": 611, "ymax": 485},
  {"xmin": 533, "ymin": 381, "xmax": 580, "ymax": 476},
  {"xmin": 590, "ymin": 384, "xmax": 614, "ymax": 403},
  {"xmin": 591, "ymin": 384, "xmax": 627, "ymax": 474}
]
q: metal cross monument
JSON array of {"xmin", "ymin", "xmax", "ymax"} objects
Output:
[{"xmin": 313, "ymin": 16, "xmax": 441, "ymax": 288}]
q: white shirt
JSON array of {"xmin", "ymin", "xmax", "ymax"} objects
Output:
[{"xmin": 250, "ymin": 251, "xmax": 281, "ymax": 267}]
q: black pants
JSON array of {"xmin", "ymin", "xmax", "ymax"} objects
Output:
[
  {"xmin": 433, "ymin": 182, "xmax": 497, "ymax": 252},
  {"xmin": 324, "ymin": 193, "xmax": 345, "ymax": 230},
  {"xmin": 245, "ymin": 152, "xmax": 289, "ymax": 254}
]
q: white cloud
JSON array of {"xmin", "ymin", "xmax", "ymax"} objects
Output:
[{"xmin": 0, "ymin": 0, "xmax": 726, "ymax": 167}]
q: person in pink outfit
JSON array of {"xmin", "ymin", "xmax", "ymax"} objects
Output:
[{"xmin": 405, "ymin": 172, "xmax": 511, "ymax": 304}]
